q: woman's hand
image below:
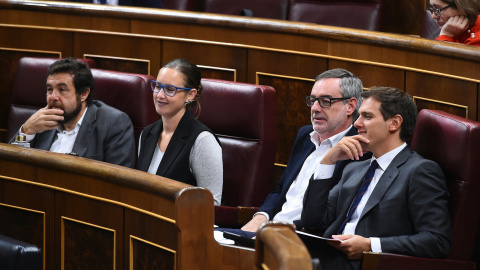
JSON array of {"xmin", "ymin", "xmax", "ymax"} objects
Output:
[{"xmin": 440, "ymin": 16, "xmax": 469, "ymax": 38}]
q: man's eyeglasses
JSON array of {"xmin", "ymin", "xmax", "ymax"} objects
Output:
[
  {"xmin": 305, "ymin": 96, "xmax": 351, "ymax": 108},
  {"xmin": 427, "ymin": 4, "xmax": 454, "ymax": 17},
  {"xmin": 150, "ymin": 80, "xmax": 192, "ymax": 97}
]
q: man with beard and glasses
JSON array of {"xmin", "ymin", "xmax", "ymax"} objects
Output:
[
  {"xmin": 217, "ymin": 68, "xmax": 371, "ymax": 239},
  {"xmin": 9, "ymin": 58, "xmax": 136, "ymax": 168}
]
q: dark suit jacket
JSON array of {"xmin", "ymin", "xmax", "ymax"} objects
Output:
[
  {"xmin": 257, "ymin": 125, "xmax": 368, "ymax": 229},
  {"xmin": 302, "ymin": 147, "xmax": 451, "ymax": 267},
  {"xmin": 11, "ymin": 100, "xmax": 136, "ymax": 168}
]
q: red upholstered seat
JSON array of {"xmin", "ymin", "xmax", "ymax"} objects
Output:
[
  {"xmin": 362, "ymin": 109, "xmax": 480, "ymax": 269},
  {"xmin": 288, "ymin": 0, "xmax": 383, "ymax": 30},
  {"xmin": 197, "ymin": 79, "xmax": 276, "ymax": 227},
  {"xmin": 162, "ymin": 0, "xmax": 202, "ymax": 11},
  {"xmin": 6, "ymin": 57, "xmax": 157, "ymax": 154}
]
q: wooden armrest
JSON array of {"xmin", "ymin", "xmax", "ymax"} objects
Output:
[
  {"xmin": 362, "ymin": 252, "xmax": 475, "ymax": 270},
  {"xmin": 256, "ymin": 222, "xmax": 313, "ymax": 270}
]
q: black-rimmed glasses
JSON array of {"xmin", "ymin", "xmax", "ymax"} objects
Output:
[
  {"xmin": 150, "ymin": 80, "xmax": 192, "ymax": 97},
  {"xmin": 305, "ymin": 96, "xmax": 351, "ymax": 108},
  {"xmin": 427, "ymin": 4, "xmax": 454, "ymax": 17}
]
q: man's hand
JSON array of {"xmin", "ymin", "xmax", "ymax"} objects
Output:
[
  {"xmin": 328, "ymin": 234, "xmax": 371, "ymax": 259},
  {"xmin": 440, "ymin": 16, "xmax": 469, "ymax": 38},
  {"xmin": 21, "ymin": 105, "xmax": 64, "ymax": 135},
  {"xmin": 321, "ymin": 135, "xmax": 370, "ymax": 165},
  {"xmin": 241, "ymin": 214, "xmax": 267, "ymax": 232}
]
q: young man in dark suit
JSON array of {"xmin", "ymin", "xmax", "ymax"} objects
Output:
[{"xmin": 301, "ymin": 87, "xmax": 451, "ymax": 269}]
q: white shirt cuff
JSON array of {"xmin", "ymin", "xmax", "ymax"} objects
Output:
[
  {"xmin": 19, "ymin": 125, "xmax": 36, "ymax": 142},
  {"xmin": 370, "ymin": 237, "xmax": 382, "ymax": 252},
  {"xmin": 313, "ymin": 163, "xmax": 335, "ymax": 179},
  {"xmin": 254, "ymin": 212, "xmax": 269, "ymax": 221}
]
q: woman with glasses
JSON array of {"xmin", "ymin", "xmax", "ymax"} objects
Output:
[
  {"xmin": 429, "ymin": 0, "xmax": 480, "ymax": 46},
  {"xmin": 137, "ymin": 58, "xmax": 223, "ymax": 205}
]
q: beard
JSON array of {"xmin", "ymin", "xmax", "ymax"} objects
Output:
[{"xmin": 51, "ymin": 95, "xmax": 83, "ymax": 126}]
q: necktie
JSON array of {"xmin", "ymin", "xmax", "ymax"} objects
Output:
[
  {"xmin": 100, "ymin": 0, "xmax": 106, "ymax": 4},
  {"xmin": 337, "ymin": 160, "xmax": 378, "ymax": 234}
]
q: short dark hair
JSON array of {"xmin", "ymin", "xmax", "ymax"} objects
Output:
[
  {"xmin": 315, "ymin": 68, "xmax": 363, "ymax": 120},
  {"xmin": 362, "ymin": 87, "xmax": 418, "ymax": 142},
  {"xmin": 163, "ymin": 58, "xmax": 202, "ymax": 108},
  {"xmin": 46, "ymin": 58, "xmax": 94, "ymax": 106}
]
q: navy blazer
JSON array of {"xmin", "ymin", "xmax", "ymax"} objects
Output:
[
  {"xmin": 257, "ymin": 125, "xmax": 366, "ymax": 229},
  {"xmin": 10, "ymin": 100, "xmax": 136, "ymax": 168},
  {"xmin": 302, "ymin": 147, "xmax": 451, "ymax": 267}
]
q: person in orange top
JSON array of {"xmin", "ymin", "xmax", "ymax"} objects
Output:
[{"xmin": 429, "ymin": 0, "xmax": 480, "ymax": 47}]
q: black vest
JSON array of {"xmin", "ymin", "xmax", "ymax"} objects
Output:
[{"xmin": 137, "ymin": 110, "xmax": 219, "ymax": 186}]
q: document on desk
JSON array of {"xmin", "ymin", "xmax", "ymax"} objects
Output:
[{"xmin": 296, "ymin": 230, "xmax": 343, "ymax": 242}]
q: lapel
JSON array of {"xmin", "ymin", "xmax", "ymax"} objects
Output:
[
  {"xmin": 35, "ymin": 130, "xmax": 57, "ymax": 150},
  {"xmin": 359, "ymin": 147, "xmax": 411, "ymax": 220},
  {"xmin": 155, "ymin": 110, "xmax": 193, "ymax": 176},
  {"xmin": 338, "ymin": 161, "xmax": 370, "ymax": 216},
  {"xmin": 137, "ymin": 120, "xmax": 162, "ymax": 172},
  {"xmin": 72, "ymin": 104, "xmax": 97, "ymax": 157}
]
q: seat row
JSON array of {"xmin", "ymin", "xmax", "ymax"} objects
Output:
[
  {"xmin": 6, "ymin": 57, "xmax": 276, "ymax": 227},
  {"xmin": 160, "ymin": 0, "xmax": 430, "ymax": 36}
]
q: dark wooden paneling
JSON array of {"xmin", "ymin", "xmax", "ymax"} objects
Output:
[
  {"xmin": 85, "ymin": 55, "xmax": 150, "ymax": 75},
  {"xmin": 55, "ymin": 192, "xmax": 124, "ymax": 270},
  {"xmin": 257, "ymin": 74, "xmax": 313, "ymax": 165},
  {"xmin": 405, "ymin": 72, "xmax": 478, "ymax": 121},
  {"xmin": 63, "ymin": 217, "xmax": 115, "ymax": 270},
  {"xmin": 131, "ymin": 237, "xmax": 176, "ymax": 269},
  {"xmin": 161, "ymin": 41, "xmax": 247, "ymax": 82},
  {"xmin": 2, "ymin": 179, "xmax": 55, "ymax": 270},
  {"xmin": 74, "ymin": 32, "xmax": 162, "ymax": 76},
  {"xmin": 0, "ymin": 49, "xmax": 60, "ymax": 143},
  {"xmin": 247, "ymin": 50, "xmax": 326, "ymax": 84},
  {"xmin": 328, "ymin": 60, "xmax": 405, "ymax": 90}
]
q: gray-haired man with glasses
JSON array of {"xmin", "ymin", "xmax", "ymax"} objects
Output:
[{"xmin": 220, "ymin": 68, "xmax": 370, "ymax": 239}]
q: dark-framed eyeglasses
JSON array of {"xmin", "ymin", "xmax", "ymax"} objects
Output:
[
  {"xmin": 427, "ymin": 4, "xmax": 454, "ymax": 17},
  {"xmin": 150, "ymin": 80, "xmax": 192, "ymax": 97},
  {"xmin": 305, "ymin": 95, "xmax": 351, "ymax": 108}
]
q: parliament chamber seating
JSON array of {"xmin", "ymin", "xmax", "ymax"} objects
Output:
[
  {"xmin": 5, "ymin": 57, "xmax": 157, "ymax": 151},
  {"xmin": 196, "ymin": 79, "xmax": 277, "ymax": 227},
  {"xmin": 362, "ymin": 109, "xmax": 480, "ymax": 270},
  {"xmin": 287, "ymin": 0, "xmax": 385, "ymax": 30}
]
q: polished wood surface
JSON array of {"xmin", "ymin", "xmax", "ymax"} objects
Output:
[
  {"xmin": 1, "ymin": 1, "xmax": 480, "ymax": 165},
  {"xmin": 255, "ymin": 222, "xmax": 312, "ymax": 270},
  {"xmin": 0, "ymin": 143, "xmax": 255, "ymax": 269}
]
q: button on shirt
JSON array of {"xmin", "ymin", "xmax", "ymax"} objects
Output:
[{"xmin": 269, "ymin": 125, "xmax": 353, "ymax": 223}]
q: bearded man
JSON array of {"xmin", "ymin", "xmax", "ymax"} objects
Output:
[{"xmin": 10, "ymin": 58, "xmax": 135, "ymax": 168}]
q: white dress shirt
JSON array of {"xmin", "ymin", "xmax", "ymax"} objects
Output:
[{"xmin": 267, "ymin": 125, "xmax": 353, "ymax": 223}]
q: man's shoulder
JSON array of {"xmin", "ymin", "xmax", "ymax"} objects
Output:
[{"xmin": 91, "ymin": 100, "xmax": 125, "ymax": 115}]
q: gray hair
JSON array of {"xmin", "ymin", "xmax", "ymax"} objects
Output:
[{"xmin": 315, "ymin": 68, "xmax": 363, "ymax": 120}]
